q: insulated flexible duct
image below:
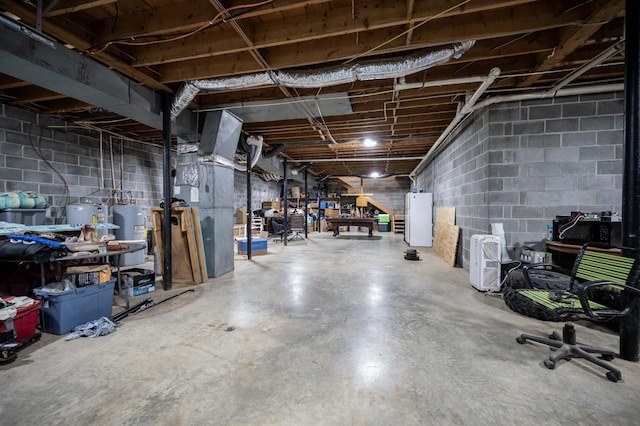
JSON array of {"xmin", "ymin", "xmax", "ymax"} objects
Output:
[{"xmin": 171, "ymin": 41, "xmax": 475, "ymax": 119}]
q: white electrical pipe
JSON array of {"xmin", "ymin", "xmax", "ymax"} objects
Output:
[
  {"xmin": 410, "ymin": 40, "xmax": 625, "ymax": 178},
  {"xmin": 409, "ymin": 67, "xmax": 501, "ymax": 177}
]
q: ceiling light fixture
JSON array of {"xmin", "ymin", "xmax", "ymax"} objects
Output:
[
  {"xmin": 363, "ymin": 138, "xmax": 377, "ymax": 147},
  {"xmin": 370, "ymin": 172, "xmax": 380, "ymax": 178}
]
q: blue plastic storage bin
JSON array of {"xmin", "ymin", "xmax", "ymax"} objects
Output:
[
  {"xmin": 237, "ymin": 238, "xmax": 267, "ymax": 254},
  {"xmin": 33, "ymin": 279, "xmax": 115, "ymax": 335}
]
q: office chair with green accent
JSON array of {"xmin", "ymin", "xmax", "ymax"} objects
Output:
[{"xmin": 504, "ymin": 243, "xmax": 640, "ymax": 382}]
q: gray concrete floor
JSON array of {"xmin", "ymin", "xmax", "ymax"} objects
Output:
[{"xmin": 1, "ymin": 231, "xmax": 640, "ymax": 425}]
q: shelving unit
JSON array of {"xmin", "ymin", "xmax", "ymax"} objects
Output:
[{"xmin": 393, "ymin": 215, "xmax": 405, "ymax": 234}]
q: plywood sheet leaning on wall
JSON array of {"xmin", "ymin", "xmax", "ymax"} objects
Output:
[
  {"xmin": 151, "ymin": 207, "xmax": 207, "ymax": 285},
  {"xmin": 433, "ymin": 207, "xmax": 460, "ymax": 267}
]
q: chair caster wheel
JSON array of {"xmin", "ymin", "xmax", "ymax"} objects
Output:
[
  {"xmin": 549, "ymin": 331, "xmax": 561, "ymax": 340},
  {"xmin": 602, "ymin": 354, "xmax": 615, "ymax": 361},
  {"xmin": 516, "ymin": 336, "xmax": 526, "ymax": 344},
  {"xmin": 543, "ymin": 359, "xmax": 556, "ymax": 369},
  {"xmin": 606, "ymin": 371, "xmax": 621, "ymax": 382}
]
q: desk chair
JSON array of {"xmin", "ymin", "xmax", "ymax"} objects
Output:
[
  {"xmin": 271, "ymin": 221, "xmax": 286, "ymax": 243},
  {"xmin": 504, "ymin": 243, "xmax": 640, "ymax": 382},
  {"xmin": 288, "ymin": 215, "xmax": 305, "ymax": 241}
]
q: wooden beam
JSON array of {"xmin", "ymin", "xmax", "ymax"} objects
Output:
[
  {"xmin": 0, "ymin": 0, "xmax": 172, "ymax": 92},
  {"xmin": 46, "ymin": 0, "xmax": 117, "ymax": 17},
  {"xmin": 517, "ymin": 0, "xmax": 625, "ymax": 87}
]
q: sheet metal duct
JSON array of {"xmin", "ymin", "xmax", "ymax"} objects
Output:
[{"xmin": 175, "ymin": 111, "xmax": 243, "ymax": 277}]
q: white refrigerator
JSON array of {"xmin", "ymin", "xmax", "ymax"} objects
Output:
[{"xmin": 405, "ymin": 192, "xmax": 433, "ymax": 247}]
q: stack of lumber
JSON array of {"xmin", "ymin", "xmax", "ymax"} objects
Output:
[{"xmin": 151, "ymin": 207, "xmax": 207, "ymax": 285}]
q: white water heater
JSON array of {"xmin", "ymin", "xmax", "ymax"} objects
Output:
[
  {"xmin": 470, "ymin": 234, "xmax": 501, "ymax": 291},
  {"xmin": 112, "ymin": 205, "xmax": 146, "ymax": 266},
  {"xmin": 66, "ymin": 203, "xmax": 108, "ymax": 237}
]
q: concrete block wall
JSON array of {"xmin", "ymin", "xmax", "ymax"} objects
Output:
[
  {"xmin": 360, "ymin": 176, "xmax": 412, "ymax": 215},
  {"xmin": 0, "ymin": 103, "xmax": 284, "ymax": 228},
  {"xmin": 233, "ymin": 171, "xmax": 281, "ymax": 213},
  {"xmin": 0, "ymin": 104, "xmax": 165, "ymax": 222},
  {"xmin": 417, "ymin": 91, "xmax": 624, "ymax": 269}
]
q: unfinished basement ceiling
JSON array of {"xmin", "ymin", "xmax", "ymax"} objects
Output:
[{"xmin": 0, "ymin": 0, "xmax": 627, "ymax": 179}]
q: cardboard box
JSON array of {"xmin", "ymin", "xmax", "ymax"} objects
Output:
[
  {"xmin": 65, "ymin": 264, "xmax": 111, "ymax": 287},
  {"xmin": 121, "ymin": 268, "xmax": 154, "ymax": 286},
  {"xmin": 262, "ymin": 201, "xmax": 280, "ymax": 210},
  {"xmin": 120, "ymin": 269, "xmax": 155, "ymax": 297},
  {"xmin": 236, "ymin": 207, "xmax": 247, "ymax": 224},
  {"xmin": 121, "ymin": 282, "xmax": 156, "ymax": 297}
]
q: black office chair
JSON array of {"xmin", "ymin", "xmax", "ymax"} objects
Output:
[
  {"xmin": 271, "ymin": 220, "xmax": 286, "ymax": 243},
  {"xmin": 504, "ymin": 243, "xmax": 640, "ymax": 382}
]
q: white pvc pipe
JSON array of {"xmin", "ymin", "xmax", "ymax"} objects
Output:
[
  {"xmin": 410, "ymin": 40, "xmax": 625, "ymax": 178},
  {"xmin": 410, "ymin": 67, "xmax": 501, "ymax": 176}
]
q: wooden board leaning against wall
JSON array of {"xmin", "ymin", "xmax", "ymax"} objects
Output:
[{"xmin": 433, "ymin": 207, "xmax": 460, "ymax": 267}]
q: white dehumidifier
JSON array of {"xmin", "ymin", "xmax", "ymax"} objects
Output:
[{"xmin": 470, "ymin": 234, "xmax": 502, "ymax": 291}]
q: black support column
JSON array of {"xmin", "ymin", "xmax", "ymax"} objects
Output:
[
  {"xmin": 620, "ymin": 0, "xmax": 640, "ymax": 361},
  {"xmin": 283, "ymin": 159, "xmax": 288, "ymax": 246},
  {"xmin": 246, "ymin": 165, "xmax": 252, "ymax": 260},
  {"xmin": 162, "ymin": 92, "xmax": 172, "ymax": 290},
  {"xmin": 304, "ymin": 169, "xmax": 309, "ymax": 238}
]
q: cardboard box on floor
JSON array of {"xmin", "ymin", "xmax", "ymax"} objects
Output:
[{"xmin": 236, "ymin": 207, "xmax": 247, "ymax": 224}]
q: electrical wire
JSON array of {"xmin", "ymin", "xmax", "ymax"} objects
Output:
[
  {"xmin": 558, "ymin": 213, "xmax": 587, "ymax": 240},
  {"xmin": 343, "ymin": 0, "xmax": 471, "ymax": 65},
  {"xmin": 27, "ymin": 123, "xmax": 70, "ymax": 222},
  {"xmin": 87, "ymin": 0, "xmax": 275, "ymax": 55}
]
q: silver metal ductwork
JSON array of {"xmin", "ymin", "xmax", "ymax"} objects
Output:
[{"xmin": 171, "ymin": 41, "xmax": 475, "ymax": 119}]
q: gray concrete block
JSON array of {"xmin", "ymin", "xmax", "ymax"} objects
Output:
[
  {"xmin": 597, "ymin": 99, "xmax": 623, "ymax": 115},
  {"xmin": 489, "ymin": 205, "xmax": 504, "ymax": 218},
  {"xmin": 6, "ymin": 155, "xmax": 38, "ymax": 170},
  {"xmin": 514, "ymin": 148, "xmax": 544, "ymax": 164},
  {"xmin": 526, "ymin": 219, "xmax": 551, "ymax": 233},
  {"xmin": 526, "ymin": 134, "xmax": 561, "ymax": 148},
  {"xmin": 488, "ymin": 151, "xmax": 503, "ymax": 164},
  {"xmin": 543, "ymin": 147, "xmax": 579, "ymax": 162},
  {"xmin": 488, "ymin": 191, "xmax": 519, "ymax": 204},
  {"xmin": 534, "ymin": 190, "xmax": 597, "ymax": 205},
  {"xmin": 578, "ymin": 145, "xmax": 615, "ymax": 161},
  {"xmin": 526, "ymin": 162, "xmax": 593, "ymax": 177},
  {"xmin": 509, "ymin": 177, "xmax": 545, "ymax": 191},
  {"xmin": 0, "ymin": 116, "xmax": 23, "ymax": 132},
  {"xmin": 487, "ymin": 178, "xmax": 503, "ymax": 191},
  {"xmin": 0, "ymin": 141, "xmax": 23, "ymax": 156},
  {"xmin": 563, "ymin": 132, "xmax": 596, "ymax": 147},
  {"xmin": 512, "ymin": 206, "xmax": 544, "ymax": 218},
  {"xmin": 563, "ymin": 102, "xmax": 596, "ymax": 117},
  {"xmin": 490, "ymin": 135, "xmax": 520, "ymax": 149},
  {"xmin": 597, "ymin": 130, "xmax": 622, "ymax": 145},
  {"xmin": 577, "ymin": 175, "xmax": 614, "ymax": 190},
  {"xmin": 53, "ymin": 151, "xmax": 80, "ymax": 165},
  {"xmin": 580, "ymin": 116, "xmax": 615, "ymax": 131},
  {"xmin": 513, "ymin": 121, "xmax": 545, "ymax": 135},
  {"xmin": 544, "ymin": 176, "xmax": 576, "ymax": 191},
  {"xmin": 546, "ymin": 118, "xmax": 579, "ymax": 133},
  {"xmin": 489, "ymin": 164, "xmax": 519, "ymax": 178},
  {"xmin": 489, "ymin": 108, "xmax": 521, "ymax": 123},
  {"xmin": 596, "ymin": 190, "xmax": 622, "ymax": 206},
  {"xmin": 596, "ymin": 160, "xmax": 622, "ymax": 175},
  {"xmin": 489, "ymin": 123, "xmax": 504, "ymax": 136},
  {"xmin": 529, "ymin": 105, "xmax": 561, "ymax": 120}
]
